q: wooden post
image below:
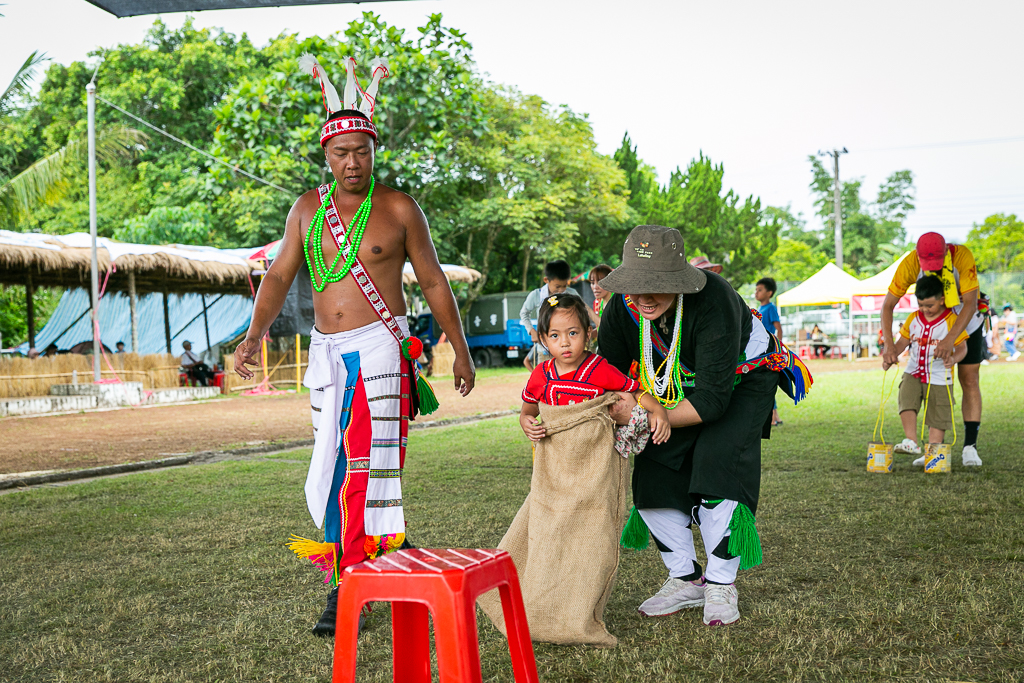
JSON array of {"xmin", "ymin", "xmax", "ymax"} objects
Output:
[
  {"xmin": 25, "ymin": 274, "xmax": 35, "ymax": 349},
  {"xmin": 201, "ymin": 293, "xmax": 212, "ymax": 355},
  {"xmin": 296, "ymin": 333, "xmax": 301, "ymax": 392},
  {"xmin": 127, "ymin": 270, "xmax": 138, "ymax": 353},
  {"xmin": 261, "ymin": 336, "xmax": 268, "ymax": 384},
  {"xmin": 163, "ymin": 290, "xmax": 172, "ymax": 354}
]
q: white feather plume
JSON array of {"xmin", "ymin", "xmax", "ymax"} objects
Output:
[
  {"xmin": 298, "ymin": 53, "xmax": 341, "ymax": 113},
  {"xmin": 358, "ymin": 57, "xmax": 392, "ymax": 118}
]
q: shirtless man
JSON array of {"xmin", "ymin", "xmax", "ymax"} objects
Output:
[
  {"xmin": 233, "ymin": 63, "xmax": 474, "ymax": 636},
  {"xmin": 232, "ymin": 131, "xmax": 474, "ymax": 391}
]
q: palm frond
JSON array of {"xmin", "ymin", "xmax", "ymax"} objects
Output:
[
  {"xmin": 0, "ymin": 126, "xmax": 148, "ymax": 229},
  {"xmin": 0, "ymin": 51, "xmax": 48, "ymax": 117}
]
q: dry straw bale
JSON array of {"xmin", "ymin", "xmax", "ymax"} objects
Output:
[{"xmin": 0, "ymin": 353, "xmax": 181, "ymax": 398}]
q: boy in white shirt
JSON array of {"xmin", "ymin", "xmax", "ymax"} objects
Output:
[
  {"xmin": 519, "ymin": 260, "xmax": 579, "ymax": 371},
  {"xmin": 884, "ymin": 275, "xmax": 970, "ymax": 465}
]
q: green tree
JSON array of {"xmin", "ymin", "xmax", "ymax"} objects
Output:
[
  {"xmin": 114, "ymin": 202, "xmax": 212, "ymax": 245},
  {"xmin": 650, "ymin": 153, "xmax": 779, "ymax": 287},
  {"xmin": 0, "ymin": 285, "xmax": 63, "ymax": 348},
  {"xmin": 442, "ymin": 90, "xmax": 629, "ymax": 301},
  {"xmin": 6, "ymin": 19, "xmax": 265, "ymax": 238},
  {"xmin": 806, "ymin": 157, "xmax": 914, "ymax": 274},
  {"xmin": 209, "ymin": 13, "xmax": 488, "ymax": 247},
  {"xmin": 613, "ymin": 133, "xmax": 658, "ymax": 221},
  {"xmin": 769, "ymin": 238, "xmax": 829, "ymax": 282},
  {"xmin": 967, "ymin": 213, "xmax": 1024, "ymax": 272}
]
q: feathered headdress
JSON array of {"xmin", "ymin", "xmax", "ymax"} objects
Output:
[{"xmin": 299, "ymin": 53, "xmax": 392, "ymax": 147}]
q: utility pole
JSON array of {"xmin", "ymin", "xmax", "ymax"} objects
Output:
[
  {"xmin": 87, "ymin": 79, "xmax": 101, "ymax": 381},
  {"xmin": 818, "ymin": 147, "xmax": 848, "ymax": 269}
]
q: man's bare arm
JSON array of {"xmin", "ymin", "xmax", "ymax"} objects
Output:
[
  {"xmin": 880, "ymin": 292, "xmax": 900, "ymax": 365},
  {"xmin": 233, "ymin": 196, "xmax": 308, "ymax": 379},
  {"xmin": 403, "ymin": 197, "xmax": 476, "ymax": 396}
]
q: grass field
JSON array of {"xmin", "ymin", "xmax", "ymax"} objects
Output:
[{"xmin": 1, "ymin": 364, "xmax": 1022, "ymax": 682}]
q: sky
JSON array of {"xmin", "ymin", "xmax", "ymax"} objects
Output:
[{"xmin": 2, "ymin": 0, "xmax": 1023, "ymax": 245}]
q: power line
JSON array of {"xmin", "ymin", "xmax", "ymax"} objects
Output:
[
  {"xmin": 97, "ymin": 96, "xmax": 292, "ymax": 195},
  {"xmin": 858, "ymin": 135, "xmax": 1024, "ymax": 153}
]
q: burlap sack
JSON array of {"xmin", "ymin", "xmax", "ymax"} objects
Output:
[{"xmin": 478, "ymin": 392, "xmax": 628, "ymax": 647}]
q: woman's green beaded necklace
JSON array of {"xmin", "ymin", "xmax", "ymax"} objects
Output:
[{"xmin": 304, "ymin": 177, "xmax": 375, "ymax": 292}]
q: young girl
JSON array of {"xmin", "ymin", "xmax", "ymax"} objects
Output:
[
  {"xmin": 482, "ymin": 293, "xmax": 669, "ymax": 646},
  {"xmin": 520, "ymin": 293, "xmax": 670, "ymax": 445}
]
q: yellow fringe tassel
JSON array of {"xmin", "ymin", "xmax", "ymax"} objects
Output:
[{"xmin": 287, "ymin": 535, "xmax": 336, "ymax": 561}]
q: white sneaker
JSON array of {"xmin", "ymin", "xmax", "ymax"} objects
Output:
[
  {"xmin": 894, "ymin": 438, "xmax": 921, "ymax": 455},
  {"xmin": 912, "ymin": 455, "xmax": 925, "ymax": 467},
  {"xmin": 1010, "ymin": 351, "xmax": 1021, "ymax": 362},
  {"xmin": 638, "ymin": 577, "xmax": 706, "ymax": 617},
  {"xmin": 702, "ymin": 583, "xmax": 740, "ymax": 626},
  {"xmin": 962, "ymin": 445, "xmax": 982, "ymax": 467}
]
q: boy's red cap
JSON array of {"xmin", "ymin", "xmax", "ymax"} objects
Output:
[{"xmin": 916, "ymin": 232, "xmax": 947, "ymax": 271}]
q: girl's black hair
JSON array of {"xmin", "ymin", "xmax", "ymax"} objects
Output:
[{"xmin": 537, "ymin": 293, "xmax": 590, "ymax": 336}]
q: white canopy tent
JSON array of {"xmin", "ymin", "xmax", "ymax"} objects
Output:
[{"xmin": 777, "ymin": 262, "xmax": 860, "ymax": 307}]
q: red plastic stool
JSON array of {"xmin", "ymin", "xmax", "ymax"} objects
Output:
[
  {"xmin": 798, "ymin": 345, "xmax": 811, "ymax": 360},
  {"xmin": 333, "ymin": 548, "xmax": 538, "ymax": 683}
]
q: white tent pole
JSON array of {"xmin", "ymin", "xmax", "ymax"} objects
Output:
[
  {"xmin": 87, "ymin": 81, "xmax": 101, "ymax": 382},
  {"xmin": 849, "ymin": 303, "xmax": 854, "ymax": 360}
]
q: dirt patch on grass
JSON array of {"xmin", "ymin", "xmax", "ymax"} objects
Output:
[{"xmin": 0, "ymin": 369, "xmax": 528, "ymax": 475}]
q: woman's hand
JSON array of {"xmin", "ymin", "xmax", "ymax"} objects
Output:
[
  {"xmin": 648, "ymin": 404, "xmax": 672, "ymax": 444},
  {"xmin": 520, "ymin": 412, "xmax": 546, "ymax": 442}
]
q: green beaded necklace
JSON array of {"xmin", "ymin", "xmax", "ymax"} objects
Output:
[{"xmin": 304, "ymin": 177, "xmax": 375, "ymax": 292}]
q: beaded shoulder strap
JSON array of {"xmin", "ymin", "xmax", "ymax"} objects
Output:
[
  {"xmin": 318, "ymin": 183, "xmax": 352, "ymax": 252},
  {"xmin": 317, "ymin": 184, "xmax": 407, "ymax": 348}
]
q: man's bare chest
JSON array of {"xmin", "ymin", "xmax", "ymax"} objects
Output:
[{"xmin": 301, "ymin": 209, "xmax": 406, "ymax": 269}]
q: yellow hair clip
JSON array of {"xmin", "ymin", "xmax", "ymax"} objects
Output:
[{"xmin": 547, "ymin": 296, "xmax": 559, "ymax": 307}]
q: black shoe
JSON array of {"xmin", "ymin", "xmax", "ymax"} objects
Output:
[
  {"xmin": 400, "ymin": 538, "xmax": 416, "ymax": 550},
  {"xmin": 312, "ymin": 587, "xmax": 338, "ymax": 637},
  {"xmin": 311, "ymin": 587, "xmax": 367, "ymax": 638}
]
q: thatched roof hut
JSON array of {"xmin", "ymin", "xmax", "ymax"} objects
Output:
[{"xmin": 0, "ymin": 231, "xmax": 258, "ymax": 295}]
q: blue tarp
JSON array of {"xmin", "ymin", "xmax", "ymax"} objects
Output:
[{"xmin": 18, "ymin": 288, "xmax": 253, "ymax": 357}]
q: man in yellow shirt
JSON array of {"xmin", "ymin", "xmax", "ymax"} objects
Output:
[{"xmin": 880, "ymin": 232, "xmax": 984, "ymax": 467}]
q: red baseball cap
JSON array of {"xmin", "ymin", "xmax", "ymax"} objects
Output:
[{"xmin": 916, "ymin": 232, "xmax": 947, "ymax": 271}]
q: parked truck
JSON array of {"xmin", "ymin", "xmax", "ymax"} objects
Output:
[
  {"xmin": 414, "ymin": 285, "xmax": 596, "ymax": 369},
  {"xmin": 413, "ymin": 292, "xmax": 533, "ymax": 368}
]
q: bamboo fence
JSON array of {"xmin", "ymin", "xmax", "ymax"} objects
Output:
[
  {"xmin": 0, "ymin": 353, "xmax": 181, "ymax": 398},
  {"xmin": 222, "ymin": 349, "xmax": 308, "ymax": 393}
]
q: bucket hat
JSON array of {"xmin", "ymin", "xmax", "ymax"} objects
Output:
[{"xmin": 599, "ymin": 225, "xmax": 707, "ymax": 295}]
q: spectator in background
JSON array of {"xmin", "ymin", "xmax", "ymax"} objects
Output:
[
  {"xmin": 43, "ymin": 343, "xmax": 59, "ymax": 358},
  {"xmin": 587, "ymin": 263, "xmax": 614, "ymax": 328},
  {"xmin": 810, "ymin": 325, "xmax": 831, "ymax": 358},
  {"xmin": 180, "ymin": 340, "xmax": 212, "ymax": 386},
  {"xmin": 520, "ymin": 260, "xmax": 579, "ymax": 371},
  {"xmin": 1002, "ymin": 304, "xmax": 1020, "ymax": 361},
  {"xmin": 27, "ymin": 347, "xmax": 40, "ymax": 359},
  {"xmin": 689, "ymin": 256, "xmax": 723, "ymax": 274},
  {"xmin": 115, "ymin": 341, "xmax": 126, "ymax": 353},
  {"xmin": 754, "ymin": 277, "xmax": 783, "ymax": 426}
]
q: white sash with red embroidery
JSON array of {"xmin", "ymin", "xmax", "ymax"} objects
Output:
[{"xmin": 316, "ymin": 183, "xmax": 408, "ymax": 348}]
